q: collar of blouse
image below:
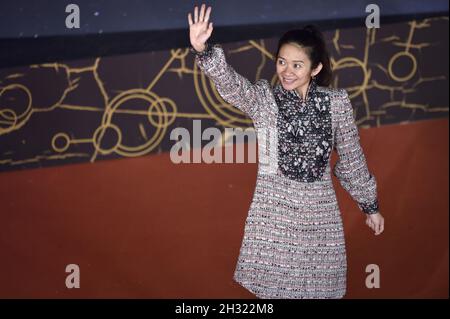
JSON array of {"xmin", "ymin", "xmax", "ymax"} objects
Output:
[{"xmin": 273, "ymin": 78, "xmax": 330, "ymax": 115}]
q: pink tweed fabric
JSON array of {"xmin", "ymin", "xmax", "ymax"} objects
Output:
[{"xmin": 193, "ymin": 43, "xmax": 379, "ymax": 299}]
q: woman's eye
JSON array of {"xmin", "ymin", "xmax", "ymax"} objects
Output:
[{"xmin": 278, "ymin": 60, "xmax": 301, "ymax": 68}]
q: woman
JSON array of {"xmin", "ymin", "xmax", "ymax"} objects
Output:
[{"xmin": 188, "ymin": 4, "xmax": 384, "ymax": 299}]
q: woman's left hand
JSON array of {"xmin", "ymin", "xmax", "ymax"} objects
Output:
[{"xmin": 366, "ymin": 213, "xmax": 384, "ymax": 236}]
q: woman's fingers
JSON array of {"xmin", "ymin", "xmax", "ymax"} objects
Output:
[
  {"xmin": 369, "ymin": 216, "xmax": 384, "ymax": 235},
  {"xmin": 375, "ymin": 223, "xmax": 380, "ymax": 235},
  {"xmin": 379, "ymin": 219, "xmax": 384, "ymax": 234},
  {"xmin": 207, "ymin": 22, "xmax": 213, "ymax": 35},
  {"xmin": 194, "ymin": 5, "xmax": 198, "ymax": 23},
  {"xmin": 366, "ymin": 217, "xmax": 378, "ymax": 234},
  {"xmin": 190, "ymin": 5, "xmax": 211, "ymax": 25},
  {"xmin": 366, "ymin": 214, "xmax": 385, "ymax": 236},
  {"xmin": 199, "ymin": 4, "xmax": 206, "ymax": 22},
  {"xmin": 204, "ymin": 6, "xmax": 212, "ymax": 24}
]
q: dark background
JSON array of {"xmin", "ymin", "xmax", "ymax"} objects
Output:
[
  {"xmin": 1, "ymin": 0, "xmax": 449, "ymax": 67},
  {"xmin": 0, "ymin": 0, "xmax": 448, "ymax": 299}
]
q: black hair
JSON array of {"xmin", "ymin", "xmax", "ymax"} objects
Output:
[{"xmin": 275, "ymin": 25, "xmax": 332, "ymax": 87}]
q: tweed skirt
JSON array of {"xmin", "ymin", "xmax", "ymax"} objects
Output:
[{"xmin": 233, "ymin": 167, "xmax": 347, "ymax": 299}]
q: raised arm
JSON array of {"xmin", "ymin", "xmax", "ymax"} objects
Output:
[
  {"xmin": 188, "ymin": 4, "xmax": 265, "ymax": 121},
  {"xmin": 333, "ymin": 89, "xmax": 381, "ymax": 217}
]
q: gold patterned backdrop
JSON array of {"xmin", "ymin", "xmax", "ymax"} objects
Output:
[{"xmin": 0, "ymin": 16, "xmax": 448, "ymax": 172}]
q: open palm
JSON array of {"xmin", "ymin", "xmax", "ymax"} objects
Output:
[{"xmin": 188, "ymin": 4, "xmax": 213, "ymax": 52}]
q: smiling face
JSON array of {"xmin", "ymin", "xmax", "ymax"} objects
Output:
[{"xmin": 276, "ymin": 43, "xmax": 322, "ymax": 98}]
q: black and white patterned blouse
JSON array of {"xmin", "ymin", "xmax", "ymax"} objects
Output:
[{"xmin": 273, "ymin": 79, "xmax": 333, "ymax": 183}]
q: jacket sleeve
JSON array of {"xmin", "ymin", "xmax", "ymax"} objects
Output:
[
  {"xmin": 191, "ymin": 42, "xmax": 265, "ymax": 122},
  {"xmin": 333, "ymin": 89, "xmax": 380, "ymax": 215}
]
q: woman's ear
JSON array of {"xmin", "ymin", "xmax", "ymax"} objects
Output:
[{"xmin": 312, "ymin": 62, "xmax": 323, "ymax": 77}]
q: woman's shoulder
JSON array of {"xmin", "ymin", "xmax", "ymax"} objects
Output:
[
  {"xmin": 316, "ymin": 86, "xmax": 353, "ymax": 117},
  {"xmin": 253, "ymin": 78, "xmax": 273, "ymax": 97}
]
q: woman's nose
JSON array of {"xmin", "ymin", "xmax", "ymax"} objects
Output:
[{"xmin": 282, "ymin": 65, "xmax": 294, "ymax": 74}]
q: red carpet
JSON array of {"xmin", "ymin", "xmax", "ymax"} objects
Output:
[{"xmin": 0, "ymin": 118, "xmax": 448, "ymax": 298}]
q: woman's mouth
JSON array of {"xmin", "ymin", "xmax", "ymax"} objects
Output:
[{"xmin": 282, "ymin": 77, "xmax": 297, "ymax": 85}]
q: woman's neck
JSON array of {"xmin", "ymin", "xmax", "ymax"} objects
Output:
[{"xmin": 295, "ymin": 79, "xmax": 312, "ymax": 100}]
